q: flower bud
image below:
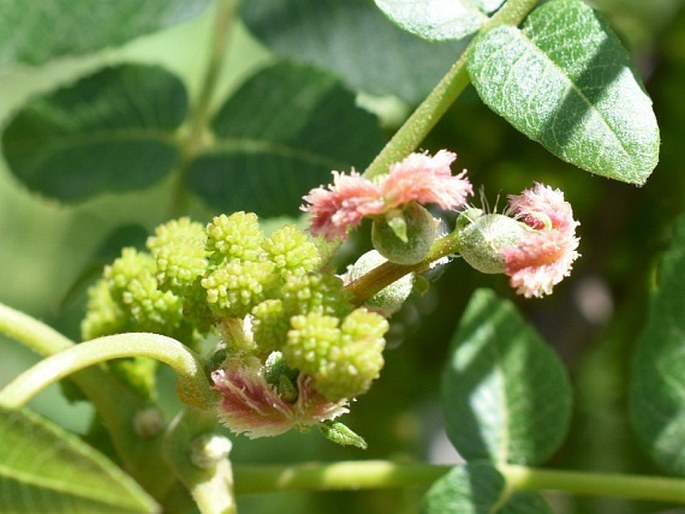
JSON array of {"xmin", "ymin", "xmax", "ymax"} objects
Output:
[
  {"xmin": 457, "ymin": 211, "xmax": 527, "ymax": 274},
  {"xmin": 348, "ymin": 250, "xmax": 413, "ymax": 316},
  {"xmin": 190, "ymin": 433, "xmax": 233, "ymax": 469},
  {"xmin": 371, "ymin": 202, "xmax": 436, "ymax": 265},
  {"xmin": 133, "ymin": 407, "xmax": 165, "ymax": 439}
]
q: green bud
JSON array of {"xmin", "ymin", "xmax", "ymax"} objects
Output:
[
  {"xmin": 348, "ymin": 250, "xmax": 413, "ymax": 316},
  {"xmin": 190, "ymin": 433, "xmax": 233, "ymax": 469},
  {"xmin": 205, "ymin": 212, "xmax": 265, "ymax": 263},
  {"xmin": 146, "ymin": 217, "xmax": 207, "ymax": 293},
  {"xmin": 263, "ymin": 225, "xmax": 322, "ymax": 277},
  {"xmin": 372, "ymin": 202, "xmax": 436, "ymax": 265},
  {"xmin": 319, "ymin": 421, "xmax": 367, "ymax": 449},
  {"xmin": 457, "ymin": 212, "xmax": 527, "ymax": 274},
  {"xmin": 133, "ymin": 407, "xmax": 165, "ymax": 439},
  {"xmin": 202, "ymin": 259, "xmax": 277, "ymax": 318}
]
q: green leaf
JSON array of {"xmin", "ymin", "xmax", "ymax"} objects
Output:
[
  {"xmin": 186, "ymin": 62, "xmax": 385, "ymax": 217},
  {"xmin": 0, "ymin": 0, "xmax": 209, "ymax": 66},
  {"xmin": 240, "ymin": 0, "xmax": 469, "ymax": 103},
  {"xmin": 421, "ymin": 463, "xmax": 551, "ymax": 514},
  {"xmin": 0, "ymin": 406, "xmax": 158, "ymax": 513},
  {"xmin": 467, "ymin": 0, "xmax": 659, "ymax": 184},
  {"xmin": 442, "ymin": 289, "xmax": 572, "ymax": 464},
  {"xmin": 2, "ymin": 64, "xmax": 187, "ymax": 202},
  {"xmin": 630, "ymin": 214, "xmax": 685, "ymax": 475},
  {"xmin": 374, "ymin": 0, "xmax": 505, "ymax": 42}
]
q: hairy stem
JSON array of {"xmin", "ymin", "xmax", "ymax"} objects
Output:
[
  {"xmin": 362, "ymin": 0, "xmax": 539, "ymax": 180},
  {"xmin": 0, "ymin": 303, "xmax": 178, "ymax": 496},
  {"xmin": 346, "ymin": 232, "xmax": 460, "ymax": 305},
  {"xmin": 0, "ymin": 302, "xmax": 73, "ymax": 356},
  {"xmin": 233, "ymin": 460, "xmax": 685, "ymax": 506},
  {"xmin": 0, "ymin": 332, "xmax": 216, "ymax": 410},
  {"xmin": 234, "ymin": 461, "xmax": 450, "ymax": 495},
  {"xmin": 501, "ymin": 464, "xmax": 685, "ymax": 504}
]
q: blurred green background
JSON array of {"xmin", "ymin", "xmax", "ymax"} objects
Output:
[{"xmin": 2, "ymin": 1, "xmax": 685, "ymax": 513}]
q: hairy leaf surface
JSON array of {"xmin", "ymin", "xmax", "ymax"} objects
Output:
[
  {"xmin": 2, "ymin": 65, "xmax": 187, "ymax": 201},
  {"xmin": 421, "ymin": 463, "xmax": 552, "ymax": 514},
  {"xmin": 0, "ymin": 0, "xmax": 208, "ymax": 66},
  {"xmin": 0, "ymin": 406, "xmax": 158, "ymax": 513},
  {"xmin": 241, "ymin": 0, "xmax": 468, "ymax": 103},
  {"xmin": 631, "ymin": 215, "xmax": 685, "ymax": 475},
  {"xmin": 374, "ymin": 0, "xmax": 505, "ymax": 41},
  {"xmin": 468, "ymin": 0, "xmax": 659, "ymax": 184},
  {"xmin": 442, "ymin": 289, "xmax": 572, "ymax": 464}
]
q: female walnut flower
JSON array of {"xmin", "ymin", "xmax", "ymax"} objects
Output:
[
  {"xmin": 302, "ymin": 150, "xmax": 473, "ymax": 241},
  {"xmin": 211, "ymin": 357, "xmax": 349, "ymax": 439},
  {"xmin": 458, "ymin": 183, "xmax": 580, "ymax": 298},
  {"xmin": 503, "ymin": 183, "xmax": 580, "ymax": 298}
]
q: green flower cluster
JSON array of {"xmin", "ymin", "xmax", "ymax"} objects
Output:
[{"xmin": 82, "ymin": 212, "xmax": 390, "ymax": 402}]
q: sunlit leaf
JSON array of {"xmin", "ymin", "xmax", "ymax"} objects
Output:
[
  {"xmin": 240, "ymin": 0, "xmax": 468, "ymax": 103},
  {"xmin": 0, "ymin": 0, "xmax": 209, "ymax": 65},
  {"xmin": 0, "ymin": 406, "xmax": 158, "ymax": 513},
  {"xmin": 630, "ymin": 214, "xmax": 685, "ymax": 475},
  {"xmin": 442, "ymin": 289, "xmax": 572, "ymax": 464},
  {"xmin": 186, "ymin": 62, "xmax": 384, "ymax": 217},
  {"xmin": 2, "ymin": 64, "xmax": 187, "ymax": 201},
  {"xmin": 421, "ymin": 463, "xmax": 552, "ymax": 514},
  {"xmin": 374, "ymin": 0, "xmax": 505, "ymax": 41},
  {"xmin": 468, "ymin": 0, "xmax": 659, "ymax": 184}
]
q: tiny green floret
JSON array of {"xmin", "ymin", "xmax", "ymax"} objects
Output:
[
  {"xmin": 147, "ymin": 217, "xmax": 208, "ymax": 293},
  {"xmin": 263, "ymin": 224, "xmax": 322, "ymax": 277},
  {"xmin": 284, "ymin": 309, "xmax": 388, "ymax": 401},
  {"xmin": 206, "ymin": 212, "xmax": 265, "ymax": 263}
]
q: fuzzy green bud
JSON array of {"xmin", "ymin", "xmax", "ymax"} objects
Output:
[
  {"xmin": 202, "ymin": 259, "xmax": 277, "ymax": 318},
  {"xmin": 457, "ymin": 211, "xmax": 527, "ymax": 274},
  {"xmin": 251, "ymin": 299, "xmax": 288, "ymax": 353},
  {"xmin": 282, "ymin": 272, "xmax": 352, "ymax": 319},
  {"xmin": 284, "ymin": 309, "xmax": 388, "ymax": 401},
  {"xmin": 372, "ymin": 202, "xmax": 436, "ymax": 265},
  {"xmin": 81, "ymin": 278, "xmax": 126, "ymax": 340},
  {"xmin": 319, "ymin": 420, "xmax": 367, "ymax": 449},
  {"xmin": 206, "ymin": 212, "xmax": 265, "ymax": 263},
  {"xmin": 102, "ymin": 248, "xmax": 186, "ymax": 335},
  {"xmin": 147, "ymin": 217, "xmax": 207, "ymax": 293},
  {"xmin": 263, "ymin": 225, "xmax": 322, "ymax": 277}
]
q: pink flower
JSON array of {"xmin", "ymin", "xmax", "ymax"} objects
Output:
[
  {"xmin": 502, "ymin": 183, "xmax": 580, "ymax": 298},
  {"xmin": 212, "ymin": 358, "xmax": 348, "ymax": 438},
  {"xmin": 302, "ymin": 150, "xmax": 472, "ymax": 240},
  {"xmin": 382, "ymin": 150, "xmax": 472, "ymax": 209},
  {"xmin": 302, "ymin": 171, "xmax": 383, "ymax": 240}
]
